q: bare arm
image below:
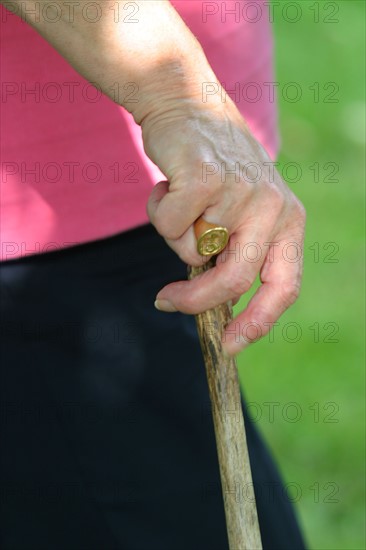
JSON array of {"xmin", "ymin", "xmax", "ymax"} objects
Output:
[
  {"xmin": 2, "ymin": 0, "xmax": 305, "ymax": 356},
  {"xmin": 1, "ymin": 0, "xmax": 221, "ymax": 123}
]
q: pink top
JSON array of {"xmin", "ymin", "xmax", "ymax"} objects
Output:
[{"xmin": 0, "ymin": 0, "xmax": 279, "ymax": 262}]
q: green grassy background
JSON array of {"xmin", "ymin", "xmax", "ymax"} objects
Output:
[{"xmin": 236, "ymin": 2, "xmax": 365, "ymax": 548}]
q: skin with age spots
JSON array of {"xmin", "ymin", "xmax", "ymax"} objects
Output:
[{"xmin": 2, "ymin": 0, "xmax": 305, "ymax": 356}]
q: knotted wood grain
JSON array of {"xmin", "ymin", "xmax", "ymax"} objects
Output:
[{"xmin": 188, "ymin": 257, "xmax": 262, "ymax": 550}]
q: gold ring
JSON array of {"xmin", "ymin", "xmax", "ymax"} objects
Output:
[{"xmin": 194, "ymin": 217, "xmax": 229, "ymax": 256}]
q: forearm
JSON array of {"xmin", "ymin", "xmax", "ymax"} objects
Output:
[{"xmin": 2, "ymin": 0, "xmax": 219, "ymax": 123}]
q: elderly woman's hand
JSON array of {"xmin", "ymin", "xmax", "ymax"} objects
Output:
[
  {"xmin": 143, "ymin": 97, "xmax": 306, "ymax": 356},
  {"xmin": 8, "ymin": 0, "xmax": 305, "ymax": 356}
]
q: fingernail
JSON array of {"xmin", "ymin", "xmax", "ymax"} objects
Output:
[{"xmin": 154, "ymin": 299, "xmax": 177, "ymax": 313}]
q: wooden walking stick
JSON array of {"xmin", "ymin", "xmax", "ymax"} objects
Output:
[{"xmin": 188, "ymin": 218, "xmax": 262, "ymax": 550}]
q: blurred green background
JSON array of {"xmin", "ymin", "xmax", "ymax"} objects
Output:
[{"xmin": 236, "ymin": 1, "xmax": 365, "ymax": 548}]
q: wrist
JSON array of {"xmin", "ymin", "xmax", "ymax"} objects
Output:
[{"xmin": 126, "ymin": 47, "xmax": 221, "ymax": 126}]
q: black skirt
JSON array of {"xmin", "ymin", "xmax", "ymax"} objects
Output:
[{"xmin": 0, "ymin": 223, "xmax": 306, "ymax": 550}]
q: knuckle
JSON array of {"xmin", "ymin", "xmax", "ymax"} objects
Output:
[
  {"xmin": 261, "ymin": 186, "xmax": 286, "ymax": 221},
  {"xmin": 292, "ymin": 198, "xmax": 306, "ymax": 224},
  {"xmin": 224, "ymin": 270, "xmax": 252, "ymax": 297},
  {"xmin": 154, "ymin": 218, "xmax": 181, "ymax": 241},
  {"xmin": 280, "ymin": 280, "xmax": 301, "ymax": 308}
]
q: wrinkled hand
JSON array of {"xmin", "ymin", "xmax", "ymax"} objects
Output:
[{"xmin": 143, "ymin": 99, "xmax": 306, "ymax": 356}]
